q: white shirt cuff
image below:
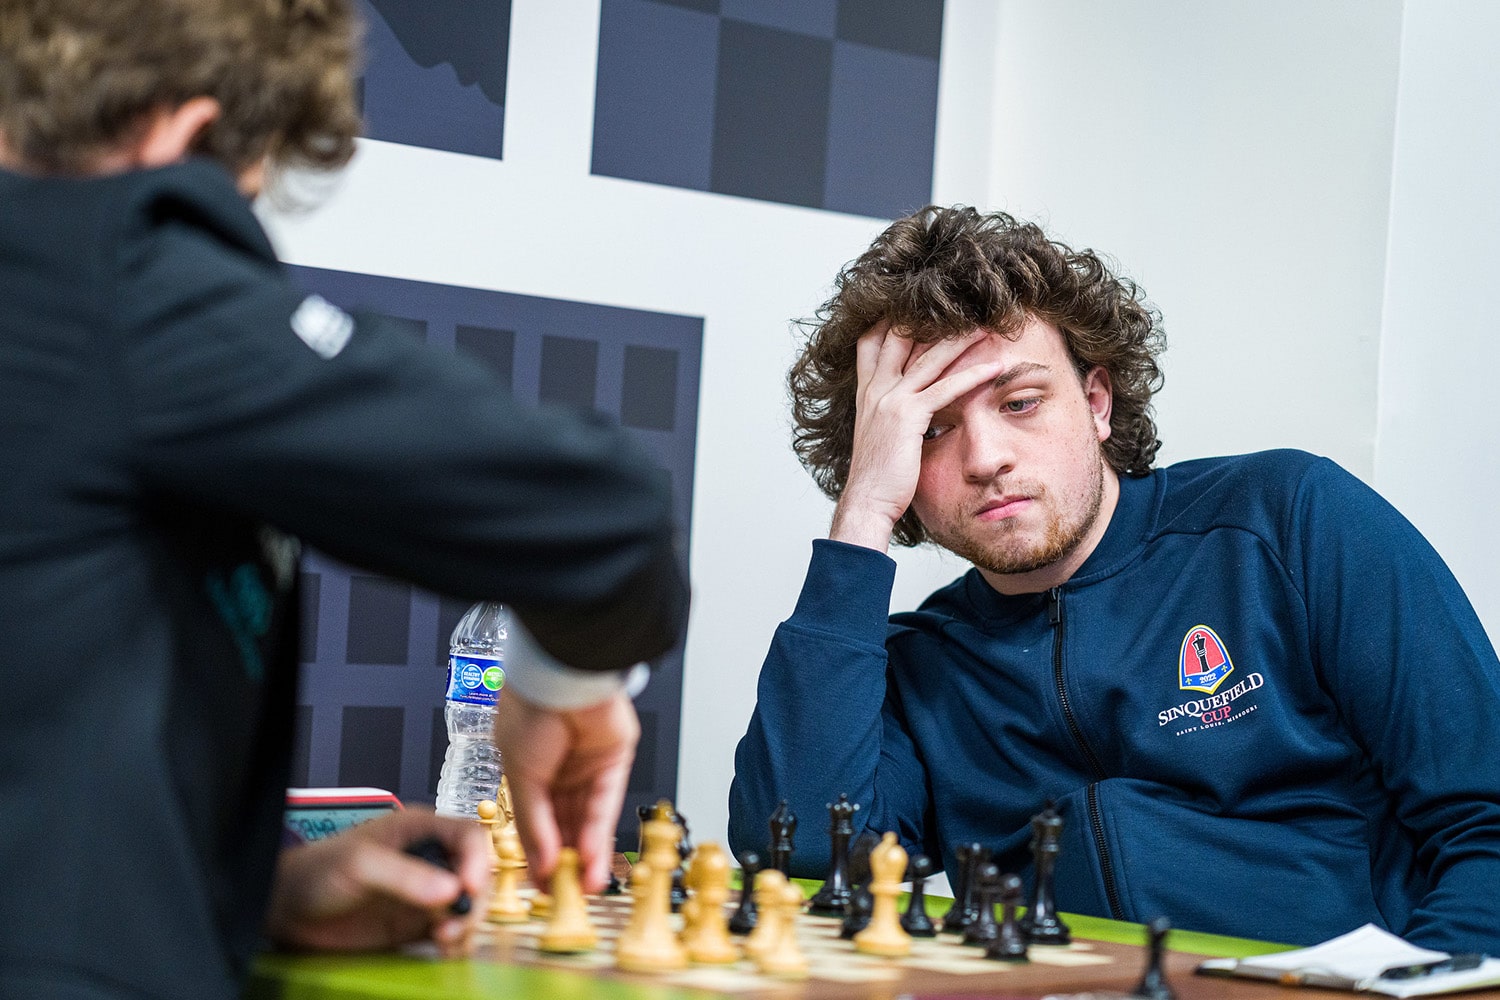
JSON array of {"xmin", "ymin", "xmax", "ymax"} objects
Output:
[{"xmin": 504, "ymin": 618, "xmax": 650, "ymax": 709}]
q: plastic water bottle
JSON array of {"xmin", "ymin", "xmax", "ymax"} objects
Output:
[{"xmin": 435, "ymin": 601, "xmax": 506, "ymax": 817}]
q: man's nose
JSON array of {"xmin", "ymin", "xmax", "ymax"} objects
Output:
[{"xmin": 960, "ymin": 418, "xmax": 1016, "ymax": 482}]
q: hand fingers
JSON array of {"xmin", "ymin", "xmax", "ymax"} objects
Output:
[
  {"xmin": 346, "ymin": 837, "xmax": 466, "ymax": 914},
  {"xmin": 916, "ymin": 357, "xmax": 1010, "ymax": 412},
  {"xmin": 570, "ymin": 756, "xmax": 634, "ymax": 894},
  {"xmin": 366, "ymin": 809, "xmax": 489, "ymax": 911},
  {"xmin": 901, "ymin": 326, "xmax": 991, "ymax": 382},
  {"xmin": 854, "ymin": 320, "xmax": 892, "ymax": 393},
  {"xmin": 510, "ymin": 773, "xmax": 563, "ymax": 887}
]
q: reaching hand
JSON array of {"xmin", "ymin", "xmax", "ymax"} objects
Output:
[
  {"xmin": 493, "ymin": 688, "xmax": 639, "ymax": 895},
  {"xmin": 830, "ymin": 322, "xmax": 1005, "ymax": 550},
  {"xmin": 263, "ymin": 807, "xmax": 489, "ymax": 957}
]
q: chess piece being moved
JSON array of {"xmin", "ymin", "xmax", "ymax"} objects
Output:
[
  {"xmin": 1132, "ymin": 916, "xmax": 1175, "ymax": 1000},
  {"xmin": 728, "ymin": 852, "xmax": 761, "ymax": 935},
  {"xmin": 537, "ymin": 848, "xmax": 598, "ymax": 953},
  {"xmin": 900, "ymin": 855, "xmax": 936, "ymax": 937},
  {"xmin": 808, "ymin": 793, "xmax": 857, "ymax": 915},
  {"xmin": 767, "ymin": 800, "xmax": 797, "ymax": 875},
  {"xmin": 986, "ymin": 873, "xmax": 1029, "ymax": 962},
  {"xmin": 853, "ymin": 832, "xmax": 912, "ymax": 957},
  {"xmin": 615, "ymin": 802, "xmax": 688, "ymax": 972},
  {"xmin": 1022, "ymin": 804, "xmax": 1071, "ymax": 945},
  {"xmin": 485, "ymin": 821, "xmax": 531, "ymax": 923},
  {"xmin": 681, "ymin": 843, "xmax": 740, "ymax": 964}
]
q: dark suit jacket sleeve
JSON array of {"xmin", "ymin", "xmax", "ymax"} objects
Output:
[{"xmin": 109, "ymin": 163, "xmax": 688, "ymax": 673}]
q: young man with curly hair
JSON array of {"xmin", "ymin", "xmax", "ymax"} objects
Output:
[
  {"xmin": 0, "ymin": 2, "xmax": 686, "ymax": 997},
  {"xmin": 729, "ymin": 205, "xmax": 1500, "ymax": 951}
]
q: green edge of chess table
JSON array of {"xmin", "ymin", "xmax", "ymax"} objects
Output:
[{"xmin": 249, "ymin": 864, "xmax": 1302, "ymax": 1000}]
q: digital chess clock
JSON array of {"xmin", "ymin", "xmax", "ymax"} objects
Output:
[{"xmin": 282, "ymin": 786, "xmax": 402, "ymax": 845}]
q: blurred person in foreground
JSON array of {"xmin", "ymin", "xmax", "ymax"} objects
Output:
[{"xmin": 0, "ymin": 2, "xmax": 687, "ymax": 997}]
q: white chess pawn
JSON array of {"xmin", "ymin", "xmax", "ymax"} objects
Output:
[
  {"xmin": 538, "ymin": 847, "xmax": 597, "ymax": 953},
  {"xmin": 682, "ymin": 843, "xmax": 740, "ymax": 964}
]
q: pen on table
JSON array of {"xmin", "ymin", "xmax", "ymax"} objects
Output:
[
  {"xmin": 1379, "ymin": 953, "xmax": 1485, "ymax": 980},
  {"xmin": 404, "ymin": 836, "xmax": 473, "ymax": 916}
]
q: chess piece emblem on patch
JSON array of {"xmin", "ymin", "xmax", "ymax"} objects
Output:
[{"xmin": 1178, "ymin": 625, "xmax": 1234, "ymax": 694}]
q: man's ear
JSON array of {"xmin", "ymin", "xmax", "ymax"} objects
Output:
[
  {"xmin": 132, "ymin": 97, "xmax": 222, "ymax": 168},
  {"xmin": 1084, "ymin": 366, "xmax": 1113, "ymax": 442}
]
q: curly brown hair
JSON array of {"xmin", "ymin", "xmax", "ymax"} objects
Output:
[
  {"xmin": 0, "ymin": 0, "xmax": 361, "ymax": 177},
  {"xmin": 790, "ymin": 205, "xmax": 1166, "ymax": 547}
]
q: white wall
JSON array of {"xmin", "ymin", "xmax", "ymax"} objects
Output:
[
  {"xmin": 262, "ymin": 0, "xmax": 1497, "ymax": 850},
  {"xmin": 986, "ymin": 0, "xmax": 1403, "ymax": 478},
  {"xmin": 1375, "ymin": 0, "xmax": 1500, "ymax": 641}
]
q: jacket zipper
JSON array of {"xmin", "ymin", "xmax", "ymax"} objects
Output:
[
  {"xmin": 1048, "ymin": 587, "xmax": 1124, "ymax": 919},
  {"xmin": 1087, "ymin": 783, "xmax": 1126, "ymax": 920},
  {"xmin": 1047, "ymin": 588, "xmax": 1104, "ymax": 777}
]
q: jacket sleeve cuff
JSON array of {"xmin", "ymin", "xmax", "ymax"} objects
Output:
[
  {"xmin": 504, "ymin": 618, "xmax": 649, "ymax": 709},
  {"xmin": 789, "ymin": 539, "xmax": 898, "ymax": 648}
]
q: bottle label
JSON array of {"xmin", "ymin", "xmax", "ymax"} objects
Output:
[{"xmin": 446, "ymin": 654, "xmax": 504, "ymax": 705}]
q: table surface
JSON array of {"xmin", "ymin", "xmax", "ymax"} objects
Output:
[{"xmin": 246, "ymin": 859, "xmax": 1495, "ymax": 1000}]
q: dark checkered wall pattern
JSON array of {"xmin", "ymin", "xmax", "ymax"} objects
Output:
[
  {"xmin": 592, "ymin": 0, "xmax": 944, "ymax": 218},
  {"xmin": 286, "ymin": 265, "xmax": 701, "ymax": 843},
  {"xmin": 356, "ymin": 0, "xmax": 512, "ymax": 159}
]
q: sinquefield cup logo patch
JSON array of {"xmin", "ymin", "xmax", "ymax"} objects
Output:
[
  {"xmin": 1158, "ymin": 625, "xmax": 1264, "ymax": 735},
  {"xmin": 1179, "ymin": 625, "xmax": 1234, "ymax": 694}
]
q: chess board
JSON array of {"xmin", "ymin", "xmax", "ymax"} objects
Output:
[{"xmin": 472, "ymin": 886, "xmax": 1233, "ymax": 1000}]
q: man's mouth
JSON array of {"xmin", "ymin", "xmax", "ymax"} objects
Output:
[{"xmin": 974, "ymin": 495, "xmax": 1032, "ymax": 521}]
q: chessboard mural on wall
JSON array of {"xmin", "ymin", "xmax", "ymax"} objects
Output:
[
  {"xmin": 355, "ymin": 0, "xmax": 512, "ymax": 159},
  {"xmin": 591, "ymin": 0, "xmax": 944, "ymax": 219},
  {"xmin": 285, "ymin": 264, "xmax": 701, "ymax": 846}
]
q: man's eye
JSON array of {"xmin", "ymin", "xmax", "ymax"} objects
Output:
[
  {"xmin": 922, "ymin": 424, "xmax": 949, "ymax": 442},
  {"xmin": 1004, "ymin": 397, "xmax": 1042, "ymax": 414}
]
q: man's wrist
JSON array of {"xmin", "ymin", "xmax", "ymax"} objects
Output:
[{"xmin": 829, "ymin": 501, "xmax": 897, "ymax": 552}]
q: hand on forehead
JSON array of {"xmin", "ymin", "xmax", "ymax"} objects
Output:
[{"xmin": 901, "ymin": 326, "xmax": 1000, "ymax": 376}]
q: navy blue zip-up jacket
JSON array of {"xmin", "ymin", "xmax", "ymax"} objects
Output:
[{"xmin": 729, "ymin": 451, "xmax": 1500, "ymax": 951}]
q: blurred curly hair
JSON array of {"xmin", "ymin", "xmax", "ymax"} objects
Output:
[
  {"xmin": 0, "ymin": 0, "xmax": 361, "ymax": 177},
  {"xmin": 790, "ymin": 205, "xmax": 1166, "ymax": 547}
]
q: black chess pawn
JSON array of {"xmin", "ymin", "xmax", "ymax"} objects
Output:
[
  {"xmin": 808, "ymin": 793, "xmax": 857, "ymax": 916},
  {"xmin": 1132, "ymin": 916, "xmax": 1175, "ymax": 1000},
  {"xmin": 604, "ymin": 870, "xmax": 623, "ymax": 895},
  {"xmin": 900, "ymin": 854, "xmax": 937, "ymax": 937},
  {"xmin": 767, "ymin": 800, "xmax": 797, "ymax": 876},
  {"xmin": 963, "ymin": 862, "xmax": 1002, "ymax": 947},
  {"xmin": 839, "ymin": 831, "xmax": 880, "ymax": 939},
  {"xmin": 940, "ymin": 842, "xmax": 985, "ymax": 935},
  {"xmin": 985, "ymin": 873, "xmax": 1029, "ymax": 962},
  {"xmin": 728, "ymin": 852, "xmax": 762, "ymax": 935},
  {"xmin": 1021, "ymin": 805, "xmax": 1071, "ymax": 945}
]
